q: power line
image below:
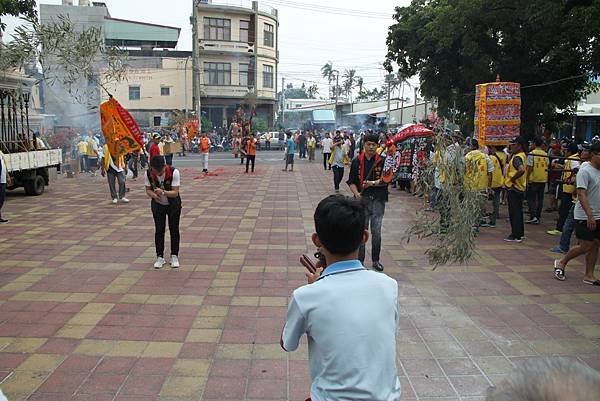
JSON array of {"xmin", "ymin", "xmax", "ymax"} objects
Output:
[{"xmin": 262, "ymin": 0, "xmax": 393, "ymax": 19}]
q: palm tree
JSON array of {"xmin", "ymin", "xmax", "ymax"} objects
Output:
[
  {"xmin": 307, "ymin": 84, "xmax": 319, "ymax": 99},
  {"xmin": 321, "ymin": 62, "xmax": 334, "ymax": 99},
  {"xmin": 342, "ymin": 69, "xmax": 356, "ymax": 101},
  {"xmin": 356, "ymin": 76, "xmax": 364, "ymax": 96}
]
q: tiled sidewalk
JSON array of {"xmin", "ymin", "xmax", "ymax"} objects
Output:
[{"xmin": 0, "ymin": 161, "xmax": 598, "ymax": 401}]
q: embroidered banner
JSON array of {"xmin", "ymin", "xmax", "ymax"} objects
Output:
[
  {"xmin": 100, "ymin": 97, "xmax": 143, "ymax": 157},
  {"xmin": 474, "ymin": 82, "xmax": 521, "ymax": 146}
]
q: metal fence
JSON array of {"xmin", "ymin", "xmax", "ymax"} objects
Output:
[{"xmin": 0, "ymin": 89, "xmax": 33, "ymax": 154}]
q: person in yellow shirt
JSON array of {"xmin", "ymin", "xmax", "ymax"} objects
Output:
[
  {"xmin": 76, "ymin": 137, "xmax": 89, "ymax": 173},
  {"xmin": 525, "ymin": 137, "xmax": 549, "ymax": 225},
  {"xmin": 548, "ymin": 142, "xmax": 580, "ymax": 235},
  {"xmin": 100, "ymin": 144, "xmax": 129, "ymax": 204},
  {"xmin": 86, "ymin": 135, "xmax": 99, "ymax": 176},
  {"xmin": 464, "ymin": 139, "xmax": 494, "ymax": 228},
  {"xmin": 483, "ymin": 144, "xmax": 507, "ymax": 227},
  {"xmin": 504, "ymin": 136, "xmax": 527, "ymax": 242}
]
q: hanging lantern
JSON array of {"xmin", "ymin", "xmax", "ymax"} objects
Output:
[{"xmin": 474, "ymin": 81, "xmax": 521, "ymax": 146}]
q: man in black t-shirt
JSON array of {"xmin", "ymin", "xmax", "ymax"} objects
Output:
[{"xmin": 347, "ymin": 133, "xmax": 388, "ymax": 271}]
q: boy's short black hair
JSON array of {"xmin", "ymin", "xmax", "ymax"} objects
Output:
[
  {"xmin": 363, "ymin": 133, "xmax": 379, "ymax": 144},
  {"xmin": 150, "ymin": 155, "xmax": 165, "ymax": 170},
  {"xmin": 314, "ymin": 195, "xmax": 366, "ymax": 255},
  {"xmin": 533, "ymin": 136, "xmax": 544, "ymax": 147}
]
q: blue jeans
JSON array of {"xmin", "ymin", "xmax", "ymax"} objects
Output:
[
  {"xmin": 358, "ymin": 197, "xmax": 386, "ymax": 263},
  {"xmin": 559, "ymin": 204, "xmax": 575, "ymax": 251}
]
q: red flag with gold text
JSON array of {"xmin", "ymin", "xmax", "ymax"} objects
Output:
[{"xmin": 100, "ymin": 97, "xmax": 144, "ymax": 157}]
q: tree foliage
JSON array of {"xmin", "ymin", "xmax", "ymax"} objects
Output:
[
  {"xmin": 404, "ymin": 136, "xmax": 483, "ymax": 267},
  {"xmin": 0, "ymin": 0, "xmax": 37, "ymax": 31},
  {"xmin": 252, "ymin": 116, "xmax": 268, "ymax": 133},
  {"xmin": 281, "ymin": 82, "xmax": 319, "ymax": 99},
  {"xmin": 0, "ymin": 15, "xmax": 126, "ymax": 106},
  {"xmin": 385, "ymin": 0, "xmax": 600, "ymax": 136}
]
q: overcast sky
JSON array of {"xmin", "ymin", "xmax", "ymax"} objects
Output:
[{"xmin": 4, "ymin": 0, "xmax": 417, "ymax": 99}]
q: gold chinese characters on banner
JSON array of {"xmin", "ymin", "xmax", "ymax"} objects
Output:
[
  {"xmin": 100, "ymin": 97, "xmax": 144, "ymax": 157},
  {"xmin": 474, "ymin": 82, "xmax": 521, "ymax": 146}
]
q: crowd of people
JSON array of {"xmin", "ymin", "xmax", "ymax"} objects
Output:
[{"xmin": 421, "ymin": 133, "xmax": 600, "ymax": 286}]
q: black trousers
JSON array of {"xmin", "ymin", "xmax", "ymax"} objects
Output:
[
  {"xmin": 151, "ymin": 201, "xmax": 181, "ymax": 257},
  {"xmin": 556, "ymin": 191, "xmax": 573, "ymax": 231},
  {"xmin": 245, "ymin": 155, "xmax": 256, "ymax": 172},
  {"xmin": 299, "ymin": 145, "xmax": 306, "ymax": 158},
  {"xmin": 332, "ymin": 166, "xmax": 344, "ymax": 190},
  {"xmin": 527, "ymin": 182, "xmax": 545, "ymax": 220},
  {"xmin": 128, "ymin": 154, "xmax": 139, "ymax": 178},
  {"xmin": 507, "ymin": 189, "xmax": 524, "ymax": 239},
  {"xmin": 0, "ymin": 183, "xmax": 6, "ymax": 218},
  {"xmin": 323, "ymin": 153, "xmax": 331, "ymax": 169}
]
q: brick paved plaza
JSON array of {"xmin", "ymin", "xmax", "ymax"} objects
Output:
[{"xmin": 0, "ymin": 160, "xmax": 599, "ymax": 401}]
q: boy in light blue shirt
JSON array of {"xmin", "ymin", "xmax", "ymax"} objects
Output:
[
  {"xmin": 282, "ymin": 195, "xmax": 401, "ymax": 401},
  {"xmin": 283, "ymin": 132, "xmax": 296, "ymax": 172}
]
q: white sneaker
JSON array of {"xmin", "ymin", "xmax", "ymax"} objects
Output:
[
  {"xmin": 111, "ymin": 198, "xmax": 118, "ymax": 204},
  {"xmin": 120, "ymin": 197, "xmax": 130, "ymax": 203},
  {"xmin": 170, "ymin": 255, "xmax": 180, "ymax": 268},
  {"xmin": 154, "ymin": 256, "xmax": 165, "ymax": 269}
]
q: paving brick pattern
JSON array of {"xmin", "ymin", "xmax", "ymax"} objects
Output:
[{"xmin": 0, "ymin": 161, "xmax": 599, "ymax": 401}]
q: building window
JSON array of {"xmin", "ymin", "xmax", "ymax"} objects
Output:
[
  {"xmin": 153, "ymin": 116, "xmax": 161, "ymax": 126},
  {"xmin": 239, "ymin": 63, "xmax": 249, "ymax": 86},
  {"xmin": 204, "ymin": 62, "xmax": 231, "ymax": 86},
  {"xmin": 239, "ymin": 20, "xmax": 249, "ymax": 43},
  {"xmin": 263, "ymin": 64, "xmax": 273, "ymax": 89},
  {"xmin": 203, "ymin": 17, "xmax": 231, "ymax": 41},
  {"xmin": 129, "ymin": 86, "xmax": 140, "ymax": 101},
  {"xmin": 264, "ymin": 23, "xmax": 274, "ymax": 47},
  {"xmin": 160, "ymin": 87, "xmax": 170, "ymax": 96}
]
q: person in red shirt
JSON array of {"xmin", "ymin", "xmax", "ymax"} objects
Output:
[
  {"xmin": 149, "ymin": 133, "xmax": 162, "ymax": 163},
  {"xmin": 199, "ymin": 132, "xmax": 211, "ymax": 173},
  {"xmin": 244, "ymin": 133, "xmax": 257, "ymax": 173}
]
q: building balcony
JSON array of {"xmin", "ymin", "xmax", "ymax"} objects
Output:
[
  {"xmin": 201, "ymin": 85, "xmax": 252, "ymax": 99},
  {"xmin": 200, "ymin": 84, "xmax": 277, "ymax": 101},
  {"xmin": 199, "ymin": 40, "xmax": 255, "ymax": 55}
]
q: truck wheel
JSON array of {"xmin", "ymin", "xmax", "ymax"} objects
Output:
[{"xmin": 24, "ymin": 175, "xmax": 45, "ymax": 196}]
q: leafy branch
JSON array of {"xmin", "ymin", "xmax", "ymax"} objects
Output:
[
  {"xmin": 404, "ymin": 135, "xmax": 482, "ymax": 267},
  {"xmin": 0, "ymin": 15, "xmax": 127, "ymax": 106}
]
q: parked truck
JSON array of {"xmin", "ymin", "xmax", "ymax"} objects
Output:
[{"xmin": 1, "ymin": 72, "xmax": 62, "ymax": 196}]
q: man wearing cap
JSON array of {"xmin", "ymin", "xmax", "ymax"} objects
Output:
[
  {"xmin": 149, "ymin": 133, "xmax": 162, "ymax": 163},
  {"xmin": 525, "ymin": 137, "xmax": 548, "ymax": 225},
  {"xmin": 504, "ymin": 137, "xmax": 527, "ymax": 242},
  {"xmin": 553, "ymin": 142, "xmax": 600, "ymax": 286}
]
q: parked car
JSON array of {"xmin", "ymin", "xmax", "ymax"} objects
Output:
[{"xmin": 258, "ymin": 132, "xmax": 284, "ymax": 150}]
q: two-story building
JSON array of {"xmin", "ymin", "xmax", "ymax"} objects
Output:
[
  {"xmin": 41, "ymin": 0, "xmax": 191, "ymax": 130},
  {"xmin": 193, "ymin": 0, "xmax": 279, "ymax": 129}
]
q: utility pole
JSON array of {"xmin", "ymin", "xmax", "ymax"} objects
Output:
[
  {"xmin": 400, "ymin": 81, "xmax": 405, "ymax": 125},
  {"xmin": 413, "ymin": 87, "xmax": 418, "ymax": 123},
  {"xmin": 385, "ymin": 74, "xmax": 393, "ymax": 131},
  {"xmin": 333, "ymin": 70, "xmax": 340, "ymax": 124},
  {"xmin": 191, "ymin": 0, "xmax": 201, "ymax": 130},
  {"xmin": 281, "ymin": 77, "xmax": 285, "ymax": 125}
]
